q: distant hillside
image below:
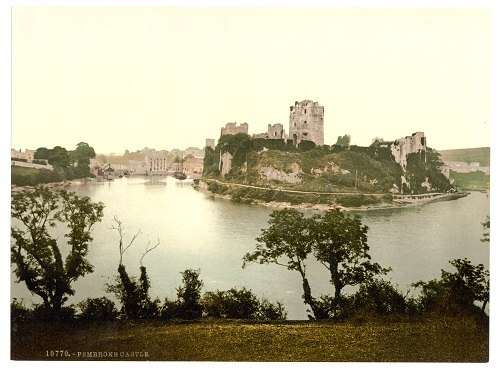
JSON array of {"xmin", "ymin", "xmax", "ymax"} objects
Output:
[{"xmin": 438, "ymin": 147, "xmax": 490, "ymax": 166}]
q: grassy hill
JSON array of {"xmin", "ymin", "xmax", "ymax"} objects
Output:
[
  {"xmin": 438, "ymin": 147, "xmax": 490, "ymax": 166},
  {"xmin": 11, "ymin": 316, "xmax": 488, "ymax": 361},
  {"xmin": 203, "ymin": 136, "xmax": 454, "ymax": 207}
]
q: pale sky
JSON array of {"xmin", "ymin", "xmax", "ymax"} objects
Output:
[{"xmin": 11, "ymin": 6, "xmax": 491, "ymax": 154}]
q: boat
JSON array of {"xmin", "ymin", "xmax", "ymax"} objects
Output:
[{"xmin": 173, "ymin": 153, "xmax": 187, "ymax": 180}]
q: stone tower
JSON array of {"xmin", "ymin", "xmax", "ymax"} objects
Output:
[{"xmin": 289, "ymin": 100, "xmax": 324, "ymax": 146}]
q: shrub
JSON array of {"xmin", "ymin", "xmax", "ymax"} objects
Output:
[
  {"xmin": 201, "ymin": 287, "xmax": 287, "ymax": 320},
  {"xmin": 77, "ymin": 297, "xmax": 118, "ymax": 321},
  {"xmin": 11, "ymin": 299, "xmax": 32, "ymax": 323},
  {"xmin": 161, "ymin": 269, "xmax": 204, "ymax": 320},
  {"xmin": 351, "ymin": 279, "xmax": 407, "ymax": 316}
]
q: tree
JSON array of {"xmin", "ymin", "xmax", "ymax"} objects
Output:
[
  {"xmin": 71, "ymin": 142, "xmax": 96, "ymax": 178},
  {"xmin": 413, "ymin": 258, "xmax": 489, "ymax": 314},
  {"xmin": 107, "ymin": 217, "xmax": 160, "ymax": 319},
  {"xmin": 11, "ymin": 188, "xmax": 104, "ymax": 318},
  {"xmin": 162, "ymin": 269, "xmax": 204, "ymax": 320},
  {"xmin": 244, "ymin": 208, "xmax": 388, "ymax": 319},
  {"xmin": 176, "ymin": 269, "xmax": 204, "ymax": 319},
  {"xmin": 243, "ymin": 209, "xmax": 323, "ymax": 318},
  {"xmin": 310, "ymin": 209, "xmax": 389, "ymax": 301}
]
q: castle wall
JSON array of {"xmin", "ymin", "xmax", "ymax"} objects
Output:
[
  {"xmin": 219, "ymin": 151, "xmax": 233, "ymax": 176},
  {"xmin": 288, "ymin": 100, "xmax": 324, "ymax": 146},
  {"xmin": 391, "ymin": 132, "xmax": 426, "ymax": 168},
  {"xmin": 267, "ymin": 123, "xmax": 285, "ymax": 139},
  {"xmin": 221, "ymin": 122, "xmax": 249, "ymax": 136}
]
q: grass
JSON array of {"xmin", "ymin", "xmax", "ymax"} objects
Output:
[
  {"xmin": 450, "ymin": 170, "xmax": 490, "ymax": 189},
  {"xmin": 11, "ymin": 316, "xmax": 488, "ymax": 362},
  {"xmin": 438, "ymin": 147, "xmax": 490, "ymax": 166},
  {"xmin": 11, "ymin": 165, "xmax": 40, "ymax": 177}
]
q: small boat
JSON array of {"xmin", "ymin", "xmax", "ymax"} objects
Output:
[
  {"xmin": 173, "ymin": 171, "xmax": 187, "ymax": 180},
  {"xmin": 173, "ymin": 152, "xmax": 187, "ymax": 180}
]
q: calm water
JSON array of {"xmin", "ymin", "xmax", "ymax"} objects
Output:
[{"xmin": 11, "ymin": 176, "xmax": 490, "ymax": 319}]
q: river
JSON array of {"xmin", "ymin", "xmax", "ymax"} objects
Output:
[{"xmin": 11, "ymin": 176, "xmax": 490, "ymax": 319}]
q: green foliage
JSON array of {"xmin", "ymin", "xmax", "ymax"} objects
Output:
[
  {"xmin": 244, "ymin": 208, "xmax": 387, "ymax": 319},
  {"xmin": 11, "ymin": 299, "xmax": 32, "ymax": 323},
  {"xmin": 350, "ymin": 279, "xmax": 407, "ymax": 316},
  {"xmin": 450, "ymin": 170, "xmax": 489, "ymax": 189},
  {"xmin": 201, "ymin": 287, "xmax": 287, "ymax": 320},
  {"xmin": 107, "ymin": 265, "xmax": 160, "ymax": 319},
  {"xmin": 412, "ymin": 258, "xmax": 489, "ymax": 314},
  {"xmin": 298, "ymin": 140, "xmax": 316, "ymax": 151},
  {"xmin": 70, "ymin": 142, "xmax": 96, "ymax": 178},
  {"xmin": 335, "ymin": 194, "xmax": 379, "ymax": 207},
  {"xmin": 438, "ymin": 147, "xmax": 490, "ymax": 166},
  {"xmin": 162, "ymin": 269, "xmax": 204, "ymax": 320},
  {"xmin": 77, "ymin": 297, "xmax": 118, "ymax": 321},
  {"xmin": 11, "ymin": 188, "xmax": 104, "ymax": 319},
  {"xmin": 207, "ymin": 181, "xmax": 229, "ymax": 195},
  {"xmin": 405, "ymin": 149, "xmax": 452, "ymax": 193},
  {"xmin": 203, "ymin": 146, "xmax": 219, "ymax": 176},
  {"xmin": 11, "ymin": 166, "xmax": 64, "ymax": 186},
  {"xmin": 310, "ymin": 209, "xmax": 390, "ymax": 301}
]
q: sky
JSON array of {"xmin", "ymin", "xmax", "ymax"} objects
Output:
[{"xmin": 9, "ymin": 6, "xmax": 492, "ymax": 154}]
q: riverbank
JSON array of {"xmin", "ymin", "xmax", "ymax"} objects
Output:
[
  {"xmin": 11, "ymin": 177, "xmax": 99, "ymax": 194},
  {"xmin": 11, "ymin": 315, "xmax": 488, "ymax": 361},
  {"xmin": 196, "ymin": 179, "xmax": 471, "ymax": 212}
]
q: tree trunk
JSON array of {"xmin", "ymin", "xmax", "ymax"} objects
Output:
[{"xmin": 329, "ymin": 256, "xmax": 343, "ymax": 300}]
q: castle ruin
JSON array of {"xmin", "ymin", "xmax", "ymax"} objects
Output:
[
  {"xmin": 267, "ymin": 123, "xmax": 285, "ymax": 139},
  {"xmin": 289, "ymin": 100, "xmax": 324, "ymax": 146},
  {"xmin": 373, "ymin": 132, "xmax": 427, "ymax": 168},
  {"xmin": 221, "ymin": 122, "xmax": 249, "ymax": 137}
]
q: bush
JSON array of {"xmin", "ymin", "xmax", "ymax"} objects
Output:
[
  {"xmin": 161, "ymin": 269, "xmax": 204, "ymax": 320},
  {"xmin": 11, "ymin": 299, "xmax": 32, "ymax": 322},
  {"xmin": 77, "ymin": 297, "xmax": 118, "ymax": 321},
  {"xmin": 201, "ymin": 287, "xmax": 287, "ymax": 320},
  {"xmin": 351, "ymin": 279, "xmax": 407, "ymax": 316},
  {"xmin": 30, "ymin": 304, "xmax": 76, "ymax": 322}
]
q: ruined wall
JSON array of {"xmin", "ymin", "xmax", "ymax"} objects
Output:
[
  {"xmin": 391, "ymin": 132, "xmax": 426, "ymax": 168},
  {"xmin": 288, "ymin": 100, "xmax": 324, "ymax": 146},
  {"xmin": 219, "ymin": 151, "xmax": 233, "ymax": 176},
  {"xmin": 221, "ymin": 122, "xmax": 249, "ymax": 136},
  {"xmin": 267, "ymin": 123, "xmax": 285, "ymax": 139},
  {"xmin": 205, "ymin": 138, "xmax": 215, "ymax": 150}
]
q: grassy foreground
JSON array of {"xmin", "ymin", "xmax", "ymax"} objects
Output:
[{"xmin": 11, "ymin": 316, "xmax": 488, "ymax": 362}]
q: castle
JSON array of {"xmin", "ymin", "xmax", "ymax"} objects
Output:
[
  {"xmin": 372, "ymin": 132, "xmax": 427, "ymax": 168},
  {"xmin": 288, "ymin": 100, "xmax": 325, "ymax": 146},
  {"xmin": 212, "ymin": 99, "xmax": 325, "ymax": 148}
]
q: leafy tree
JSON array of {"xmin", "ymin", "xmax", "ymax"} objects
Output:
[
  {"xmin": 11, "ymin": 188, "xmax": 104, "ymax": 318},
  {"xmin": 413, "ymin": 258, "xmax": 489, "ymax": 314},
  {"xmin": 34, "ymin": 147, "xmax": 50, "ymax": 160},
  {"xmin": 47, "ymin": 146, "xmax": 71, "ymax": 168},
  {"xmin": 243, "ymin": 209, "xmax": 323, "ymax": 318},
  {"xmin": 176, "ymin": 269, "xmax": 204, "ymax": 319},
  {"xmin": 161, "ymin": 269, "xmax": 204, "ymax": 320},
  {"xmin": 244, "ymin": 208, "xmax": 388, "ymax": 319},
  {"xmin": 310, "ymin": 209, "xmax": 389, "ymax": 301},
  {"xmin": 71, "ymin": 142, "xmax": 96, "ymax": 177}
]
